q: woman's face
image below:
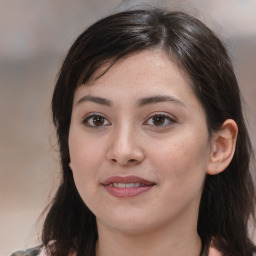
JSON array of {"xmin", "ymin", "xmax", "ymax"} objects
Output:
[{"xmin": 69, "ymin": 50, "xmax": 213, "ymax": 234}]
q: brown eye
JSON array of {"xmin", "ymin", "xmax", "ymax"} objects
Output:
[
  {"xmin": 83, "ymin": 114, "xmax": 110, "ymax": 127},
  {"xmin": 145, "ymin": 114, "xmax": 175, "ymax": 127},
  {"xmin": 152, "ymin": 115, "xmax": 166, "ymax": 126},
  {"xmin": 92, "ymin": 115, "xmax": 104, "ymax": 126}
]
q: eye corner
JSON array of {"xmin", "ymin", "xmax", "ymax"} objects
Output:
[
  {"xmin": 82, "ymin": 113, "xmax": 111, "ymax": 128},
  {"xmin": 143, "ymin": 113, "xmax": 177, "ymax": 128}
]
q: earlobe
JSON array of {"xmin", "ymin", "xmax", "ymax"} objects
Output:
[{"xmin": 206, "ymin": 119, "xmax": 238, "ymax": 175}]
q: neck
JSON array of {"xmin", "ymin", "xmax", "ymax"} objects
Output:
[{"xmin": 95, "ymin": 220, "xmax": 201, "ymax": 256}]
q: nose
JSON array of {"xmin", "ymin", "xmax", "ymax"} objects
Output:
[{"xmin": 106, "ymin": 125, "xmax": 145, "ymax": 166}]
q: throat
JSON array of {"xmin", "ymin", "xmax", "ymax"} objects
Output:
[{"xmin": 95, "ymin": 225, "xmax": 202, "ymax": 256}]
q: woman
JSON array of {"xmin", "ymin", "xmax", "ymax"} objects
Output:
[{"xmin": 11, "ymin": 8, "xmax": 256, "ymax": 256}]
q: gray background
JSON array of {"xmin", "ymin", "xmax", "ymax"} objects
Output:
[{"xmin": 0, "ymin": 0, "xmax": 255, "ymax": 255}]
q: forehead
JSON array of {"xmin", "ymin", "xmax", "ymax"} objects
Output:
[
  {"xmin": 72, "ymin": 49, "xmax": 207, "ymax": 127},
  {"xmin": 74, "ymin": 49, "xmax": 194, "ymax": 101}
]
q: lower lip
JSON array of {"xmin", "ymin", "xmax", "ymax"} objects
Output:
[{"xmin": 103, "ymin": 185, "xmax": 154, "ymax": 197}]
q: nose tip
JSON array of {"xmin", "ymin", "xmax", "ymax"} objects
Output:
[{"xmin": 107, "ymin": 132, "xmax": 145, "ymax": 166}]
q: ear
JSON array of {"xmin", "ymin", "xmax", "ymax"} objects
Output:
[{"xmin": 206, "ymin": 119, "xmax": 238, "ymax": 175}]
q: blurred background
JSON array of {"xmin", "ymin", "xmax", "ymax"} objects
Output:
[{"xmin": 0, "ymin": 0, "xmax": 255, "ymax": 255}]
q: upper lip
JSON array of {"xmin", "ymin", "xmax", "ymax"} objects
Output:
[{"xmin": 102, "ymin": 175, "xmax": 155, "ymax": 186}]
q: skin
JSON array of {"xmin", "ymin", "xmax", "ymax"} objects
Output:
[{"xmin": 69, "ymin": 50, "xmax": 237, "ymax": 256}]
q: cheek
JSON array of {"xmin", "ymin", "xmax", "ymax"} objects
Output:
[
  {"xmin": 150, "ymin": 130, "xmax": 210, "ymax": 192},
  {"xmin": 69, "ymin": 126, "xmax": 105, "ymax": 170},
  {"xmin": 68, "ymin": 128, "xmax": 106, "ymax": 197}
]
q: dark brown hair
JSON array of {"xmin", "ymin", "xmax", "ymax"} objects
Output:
[{"xmin": 42, "ymin": 8, "xmax": 256, "ymax": 256}]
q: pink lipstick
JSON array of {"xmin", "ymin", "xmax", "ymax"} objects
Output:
[{"xmin": 102, "ymin": 175, "xmax": 155, "ymax": 197}]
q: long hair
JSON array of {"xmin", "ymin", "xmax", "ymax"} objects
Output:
[{"xmin": 42, "ymin": 8, "xmax": 256, "ymax": 256}]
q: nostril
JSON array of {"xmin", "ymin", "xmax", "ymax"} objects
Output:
[
  {"xmin": 128, "ymin": 159, "xmax": 136, "ymax": 163},
  {"xmin": 109, "ymin": 158, "xmax": 138, "ymax": 165}
]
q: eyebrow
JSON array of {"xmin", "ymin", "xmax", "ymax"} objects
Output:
[
  {"xmin": 76, "ymin": 95, "xmax": 112, "ymax": 106},
  {"xmin": 137, "ymin": 95, "xmax": 185, "ymax": 107},
  {"xmin": 76, "ymin": 95, "xmax": 185, "ymax": 107}
]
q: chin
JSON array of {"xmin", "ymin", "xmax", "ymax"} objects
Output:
[{"xmin": 97, "ymin": 210, "xmax": 160, "ymax": 234}]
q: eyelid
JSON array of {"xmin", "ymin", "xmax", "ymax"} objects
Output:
[
  {"xmin": 143, "ymin": 112, "xmax": 177, "ymax": 126},
  {"xmin": 82, "ymin": 112, "xmax": 111, "ymax": 127}
]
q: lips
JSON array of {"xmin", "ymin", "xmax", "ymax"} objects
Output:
[{"xmin": 101, "ymin": 175, "xmax": 155, "ymax": 197}]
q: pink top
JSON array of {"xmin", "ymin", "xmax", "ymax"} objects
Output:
[
  {"xmin": 208, "ymin": 246, "xmax": 222, "ymax": 256},
  {"xmin": 38, "ymin": 246, "xmax": 221, "ymax": 256}
]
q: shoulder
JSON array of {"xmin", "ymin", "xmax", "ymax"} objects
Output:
[
  {"xmin": 10, "ymin": 246, "xmax": 44, "ymax": 256},
  {"xmin": 209, "ymin": 246, "xmax": 222, "ymax": 256},
  {"xmin": 10, "ymin": 245, "xmax": 76, "ymax": 256}
]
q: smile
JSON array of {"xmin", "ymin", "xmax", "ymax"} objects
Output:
[
  {"xmin": 102, "ymin": 175, "xmax": 155, "ymax": 197},
  {"xmin": 109, "ymin": 183, "xmax": 145, "ymax": 188}
]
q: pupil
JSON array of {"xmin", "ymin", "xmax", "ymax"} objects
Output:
[
  {"xmin": 153, "ymin": 115, "xmax": 165, "ymax": 126},
  {"xmin": 93, "ymin": 116, "xmax": 104, "ymax": 126}
]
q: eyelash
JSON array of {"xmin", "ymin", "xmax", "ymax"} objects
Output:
[
  {"xmin": 144, "ymin": 113, "xmax": 176, "ymax": 127},
  {"xmin": 82, "ymin": 114, "xmax": 111, "ymax": 128},
  {"xmin": 82, "ymin": 113, "xmax": 176, "ymax": 128}
]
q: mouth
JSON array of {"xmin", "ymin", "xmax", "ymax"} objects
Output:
[
  {"xmin": 109, "ymin": 182, "xmax": 149, "ymax": 188},
  {"xmin": 101, "ymin": 175, "xmax": 156, "ymax": 197}
]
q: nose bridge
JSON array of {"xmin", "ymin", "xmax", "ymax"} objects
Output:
[{"xmin": 107, "ymin": 119, "xmax": 144, "ymax": 165}]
